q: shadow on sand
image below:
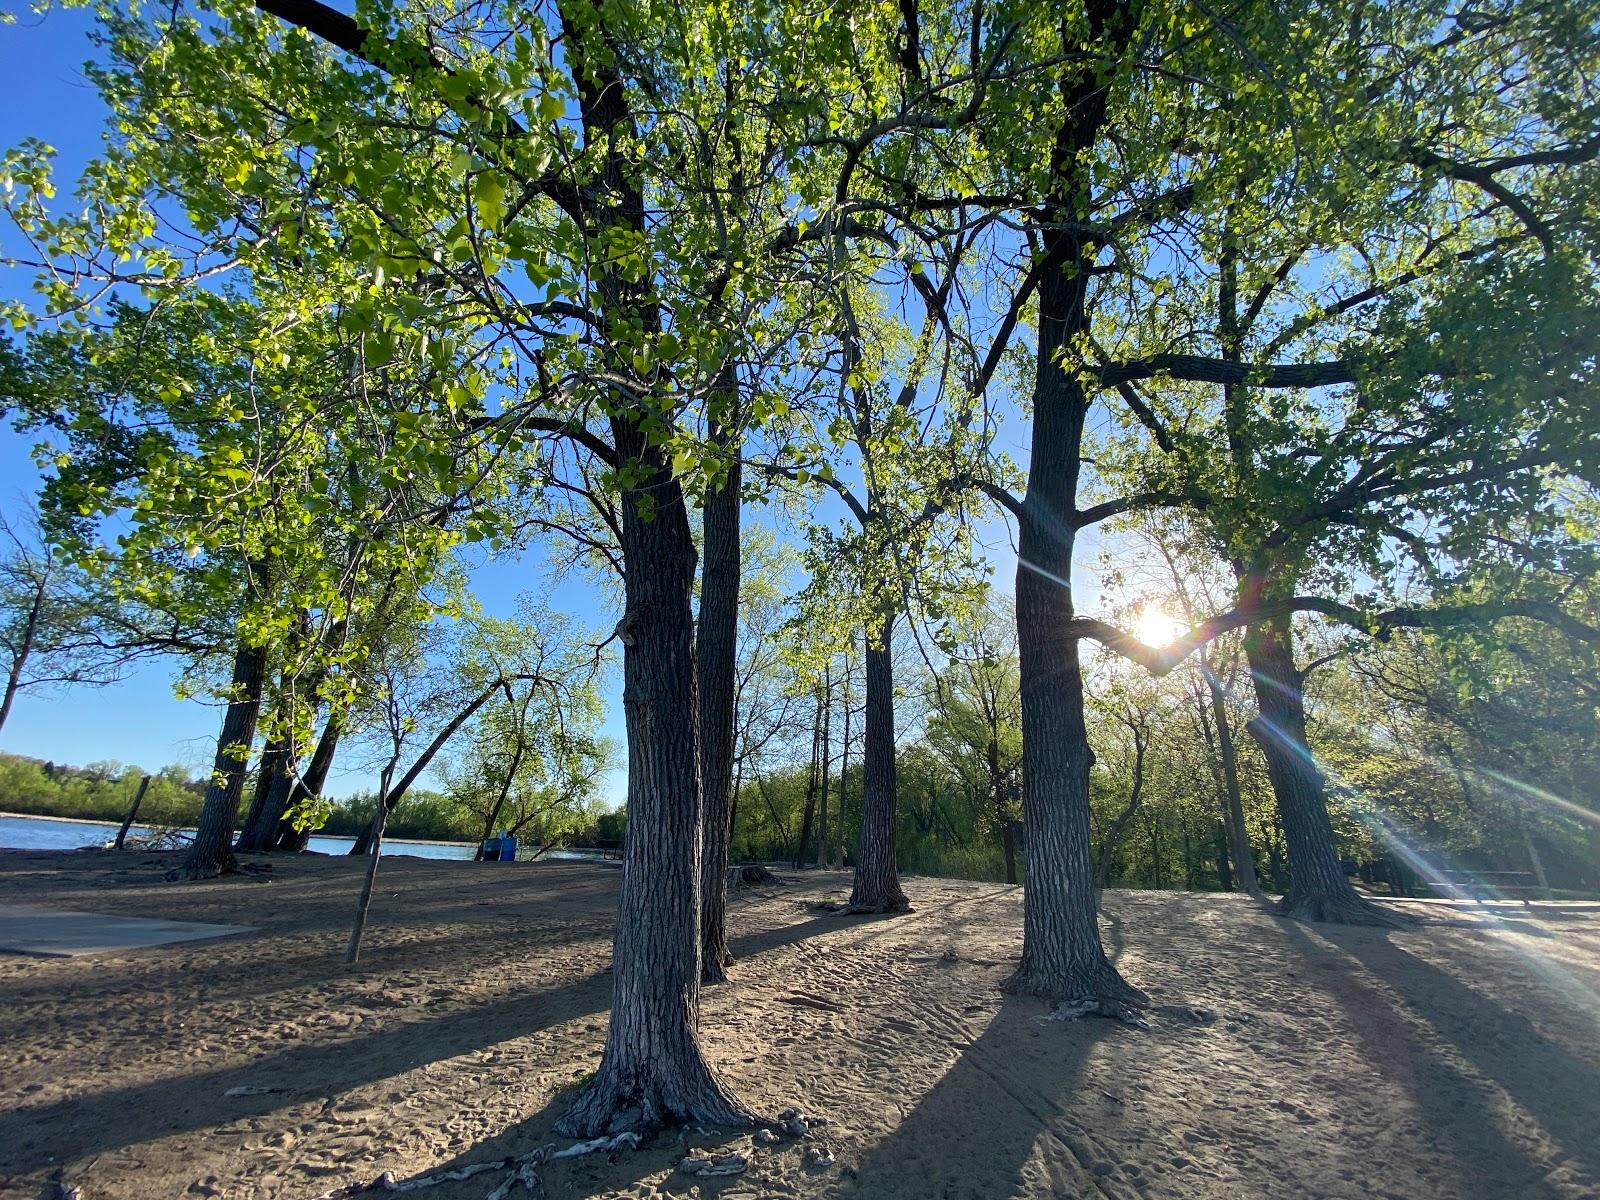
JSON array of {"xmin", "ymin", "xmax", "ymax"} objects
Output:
[{"xmin": 1273, "ymin": 917, "xmax": 1600, "ymax": 1198}]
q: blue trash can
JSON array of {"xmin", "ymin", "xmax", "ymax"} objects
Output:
[{"xmin": 500, "ymin": 836, "xmax": 518, "ymax": 862}]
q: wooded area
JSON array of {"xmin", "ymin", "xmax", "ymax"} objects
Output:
[{"xmin": 1, "ymin": 0, "xmax": 1596, "ymax": 1144}]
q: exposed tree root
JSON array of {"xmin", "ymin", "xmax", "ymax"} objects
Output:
[
  {"xmin": 165, "ymin": 855, "xmax": 235, "ymax": 882},
  {"xmin": 165, "ymin": 856, "xmax": 271, "ymax": 883},
  {"xmin": 1279, "ymin": 890, "xmax": 1414, "ymax": 928},
  {"xmin": 841, "ymin": 899, "xmax": 913, "ymax": 915},
  {"xmin": 1002, "ymin": 954, "xmax": 1150, "ymax": 1025},
  {"xmin": 841, "ymin": 886, "xmax": 912, "ymax": 916},
  {"xmin": 306, "ymin": 1132, "xmax": 640, "ymax": 1199},
  {"xmin": 552, "ymin": 1058, "xmax": 759, "ymax": 1139}
]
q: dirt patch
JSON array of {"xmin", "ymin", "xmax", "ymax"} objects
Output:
[{"xmin": 1, "ymin": 849, "xmax": 1597, "ymax": 1200}]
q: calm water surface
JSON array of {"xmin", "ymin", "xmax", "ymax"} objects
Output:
[{"xmin": 0, "ymin": 813, "xmax": 491, "ymax": 860}]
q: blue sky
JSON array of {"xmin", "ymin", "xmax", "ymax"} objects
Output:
[{"xmin": 0, "ymin": 5, "xmax": 1124, "ymax": 806}]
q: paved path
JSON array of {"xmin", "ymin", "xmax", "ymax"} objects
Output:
[{"xmin": 0, "ymin": 904, "xmax": 255, "ymax": 957}]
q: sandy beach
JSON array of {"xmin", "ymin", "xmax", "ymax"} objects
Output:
[{"xmin": 2, "ymin": 850, "xmax": 1598, "ymax": 1200}]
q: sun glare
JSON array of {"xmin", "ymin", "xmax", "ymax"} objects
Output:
[{"xmin": 1134, "ymin": 607, "xmax": 1186, "ymax": 648}]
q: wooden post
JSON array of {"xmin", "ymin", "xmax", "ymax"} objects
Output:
[{"xmin": 114, "ymin": 775, "xmax": 152, "ymax": 850}]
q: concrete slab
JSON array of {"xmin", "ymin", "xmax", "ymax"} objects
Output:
[{"xmin": 0, "ymin": 904, "xmax": 255, "ymax": 957}]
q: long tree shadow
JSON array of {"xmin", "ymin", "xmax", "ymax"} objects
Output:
[
  {"xmin": 0, "ymin": 967, "xmax": 615, "ymax": 1176},
  {"xmin": 843, "ymin": 997, "xmax": 1117, "ymax": 1199},
  {"xmin": 1338, "ymin": 929, "xmax": 1600, "ymax": 1186},
  {"xmin": 1273, "ymin": 918, "xmax": 1599, "ymax": 1198},
  {"xmin": 0, "ymin": 908, "xmax": 845, "ymax": 1175},
  {"xmin": 389, "ymin": 994, "xmax": 1119, "ymax": 1200}
]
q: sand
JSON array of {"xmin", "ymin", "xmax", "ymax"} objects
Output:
[{"xmin": 1, "ymin": 849, "xmax": 1597, "ymax": 1200}]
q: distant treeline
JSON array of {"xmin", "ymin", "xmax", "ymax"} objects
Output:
[
  {"xmin": 0, "ymin": 751, "xmax": 627, "ymax": 848},
  {"xmin": 0, "ymin": 752, "xmax": 207, "ymax": 828}
]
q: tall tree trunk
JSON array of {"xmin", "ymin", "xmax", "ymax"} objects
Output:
[
  {"xmin": 1094, "ymin": 726, "xmax": 1147, "ymax": 892},
  {"xmin": 1203, "ymin": 661, "xmax": 1261, "ymax": 897},
  {"xmin": 553, "ymin": 442, "xmax": 751, "ymax": 1136},
  {"xmin": 549, "ymin": 1, "xmax": 752, "ymax": 1132},
  {"xmin": 816, "ymin": 667, "xmax": 831, "ymax": 869},
  {"xmin": 836, "ymin": 675, "xmax": 851, "ymax": 868},
  {"xmin": 846, "ymin": 615, "xmax": 908, "ymax": 913},
  {"xmin": 1241, "ymin": 612, "xmax": 1401, "ymax": 925},
  {"xmin": 795, "ymin": 689, "xmax": 822, "ymax": 870},
  {"xmin": 1001, "ymin": 0, "xmax": 1143, "ymax": 1015},
  {"xmin": 697, "ymin": 428, "xmax": 741, "ymax": 983},
  {"xmin": 988, "ymin": 738, "xmax": 1018, "ymax": 885},
  {"xmin": 236, "ymin": 736, "xmax": 287, "ymax": 851},
  {"xmin": 170, "ymin": 642, "xmax": 268, "ymax": 880}
]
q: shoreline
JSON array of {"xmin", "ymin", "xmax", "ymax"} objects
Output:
[{"xmin": 0, "ymin": 810, "xmax": 477, "ymax": 850}]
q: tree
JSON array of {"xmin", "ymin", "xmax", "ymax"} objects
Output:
[
  {"xmin": 1078, "ymin": 2, "xmax": 1600, "ymax": 922},
  {"xmin": 438, "ymin": 610, "xmax": 612, "ymax": 855},
  {"xmin": 0, "ymin": 499, "xmax": 142, "ymax": 733},
  {"xmin": 925, "ymin": 600, "xmax": 1023, "ymax": 884}
]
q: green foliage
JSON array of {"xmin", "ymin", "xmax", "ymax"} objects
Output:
[{"xmin": 0, "ymin": 751, "xmax": 205, "ymax": 827}]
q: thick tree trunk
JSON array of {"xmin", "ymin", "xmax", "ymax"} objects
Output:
[
  {"xmin": 1001, "ymin": 0, "xmax": 1144, "ymax": 1016},
  {"xmin": 1003, "ymin": 180, "xmax": 1142, "ymax": 1011},
  {"xmin": 697, "ymin": 433, "xmax": 740, "ymax": 983},
  {"xmin": 554, "ymin": 442, "xmax": 752, "ymax": 1136},
  {"xmin": 1242, "ymin": 614, "xmax": 1402, "ymax": 925},
  {"xmin": 846, "ymin": 616, "xmax": 908, "ymax": 913},
  {"xmin": 171, "ymin": 642, "xmax": 268, "ymax": 880}
]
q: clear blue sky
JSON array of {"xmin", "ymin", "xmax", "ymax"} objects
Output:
[{"xmin": 0, "ymin": 6, "xmax": 1119, "ymax": 804}]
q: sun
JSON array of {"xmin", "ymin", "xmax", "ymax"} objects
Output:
[{"xmin": 1133, "ymin": 606, "xmax": 1186, "ymax": 649}]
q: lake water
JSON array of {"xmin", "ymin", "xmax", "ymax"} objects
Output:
[{"xmin": 0, "ymin": 813, "xmax": 486, "ymax": 860}]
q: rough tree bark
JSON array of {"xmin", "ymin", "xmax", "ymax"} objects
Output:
[
  {"xmin": 1003, "ymin": 6, "xmax": 1146, "ymax": 1011},
  {"xmin": 697, "ymin": 414, "xmax": 740, "ymax": 983},
  {"xmin": 1241, "ymin": 612, "xmax": 1404, "ymax": 925},
  {"xmin": 554, "ymin": 442, "xmax": 753, "ymax": 1135},
  {"xmin": 846, "ymin": 615, "xmax": 909, "ymax": 913},
  {"xmin": 170, "ymin": 642, "xmax": 268, "ymax": 880}
]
